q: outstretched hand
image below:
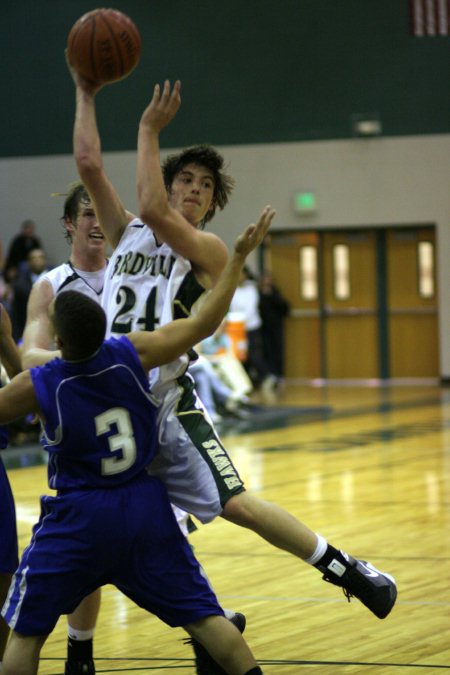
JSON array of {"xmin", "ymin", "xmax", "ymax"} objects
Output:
[
  {"xmin": 234, "ymin": 206, "xmax": 276, "ymax": 258},
  {"xmin": 140, "ymin": 80, "xmax": 181, "ymax": 133}
]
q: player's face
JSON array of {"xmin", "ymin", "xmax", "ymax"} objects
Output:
[
  {"xmin": 169, "ymin": 163, "xmax": 215, "ymax": 226},
  {"xmin": 69, "ymin": 200, "xmax": 105, "ymax": 252}
]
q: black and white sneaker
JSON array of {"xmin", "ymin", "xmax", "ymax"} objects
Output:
[
  {"xmin": 64, "ymin": 660, "xmax": 95, "ymax": 675},
  {"xmin": 190, "ymin": 612, "xmax": 246, "ymax": 675},
  {"xmin": 322, "ymin": 555, "xmax": 397, "ymax": 619}
]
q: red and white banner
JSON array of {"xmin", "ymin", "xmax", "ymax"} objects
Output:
[{"xmin": 410, "ymin": 0, "xmax": 450, "ymax": 35}]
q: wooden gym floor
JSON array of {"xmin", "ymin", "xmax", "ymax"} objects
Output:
[{"xmin": 5, "ymin": 382, "xmax": 450, "ymax": 674}]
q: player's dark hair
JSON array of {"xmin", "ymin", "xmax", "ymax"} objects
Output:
[
  {"xmin": 162, "ymin": 145, "xmax": 235, "ymax": 224},
  {"xmin": 53, "ymin": 291, "xmax": 106, "ymax": 360},
  {"xmin": 61, "ymin": 182, "xmax": 91, "ymax": 243}
]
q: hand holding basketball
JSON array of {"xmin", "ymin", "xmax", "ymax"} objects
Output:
[{"xmin": 67, "ymin": 8, "xmax": 141, "ymax": 86}]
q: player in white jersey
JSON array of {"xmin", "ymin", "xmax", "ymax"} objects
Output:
[
  {"xmin": 104, "ymin": 220, "xmax": 205, "ymax": 393},
  {"xmin": 71, "ymin": 68, "xmax": 397, "ymax": 672},
  {"xmin": 22, "ymin": 183, "xmax": 108, "ymax": 368}
]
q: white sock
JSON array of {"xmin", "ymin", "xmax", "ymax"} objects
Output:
[
  {"xmin": 224, "ymin": 608, "xmax": 236, "ymax": 620},
  {"xmin": 67, "ymin": 626, "xmax": 95, "ymax": 641},
  {"xmin": 304, "ymin": 534, "xmax": 328, "ymax": 565}
]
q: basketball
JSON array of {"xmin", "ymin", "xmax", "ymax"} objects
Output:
[{"xmin": 67, "ymin": 8, "xmax": 141, "ymax": 85}]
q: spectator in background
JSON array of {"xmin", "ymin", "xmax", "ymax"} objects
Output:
[
  {"xmin": 258, "ymin": 271, "xmax": 290, "ymax": 390},
  {"xmin": 189, "ymin": 354, "xmax": 250, "ymax": 424},
  {"xmin": 8, "ymin": 248, "xmax": 49, "ymax": 446},
  {"xmin": 229, "ymin": 266, "xmax": 277, "ymax": 399},
  {"xmin": 10, "ymin": 248, "xmax": 49, "ymax": 342},
  {"xmin": 200, "ymin": 320, "xmax": 253, "ymax": 400},
  {"xmin": 4, "ymin": 220, "xmax": 42, "ymax": 283}
]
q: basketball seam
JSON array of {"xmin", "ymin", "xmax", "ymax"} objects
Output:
[
  {"xmin": 99, "ymin": 12, "xmax": 125, "ymax": 79},
  {"xmin": 89, "ymin": 16, "xmax": 98, "ymax": 82}
]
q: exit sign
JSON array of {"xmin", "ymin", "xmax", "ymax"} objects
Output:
[{"xmin": 294, "ymin": 191, "xmax": 317, "ymax": 214}]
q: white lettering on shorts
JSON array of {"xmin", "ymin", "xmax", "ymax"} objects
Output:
[{"xmin": 202, "ymin": 440, "xmax": 242, "ymax": 490}]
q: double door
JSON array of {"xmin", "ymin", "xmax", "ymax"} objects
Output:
[{"xmin": 266, "ymin": 227, "xmax": 438, "ymax": 380}]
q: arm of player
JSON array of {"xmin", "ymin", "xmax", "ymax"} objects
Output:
[
  {"xmin": 0, "ymin": 306, "xmax": 21, "ymax": 379},
  {"xmin": 0, "ymin": 371, "xmax": 41, "ymax": 425},
  {"xmin": 137, "ymin": 80, "xmax": 229, "ymax": 289},
  {"xmin": 21, "ymin": 281, "xmax": 61, "ymax": 369},
  {"xmin": 129, "ymin": 206, "xmax": 275, "ymax": 371},
  {"xmin": 68, "ymin": 57, "xmax": 133, "ymax": 249}
]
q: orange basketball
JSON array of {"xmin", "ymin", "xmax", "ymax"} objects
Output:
[{"xmin": 67, "ymin": 8, "xmax": 141, "ymax": 85}]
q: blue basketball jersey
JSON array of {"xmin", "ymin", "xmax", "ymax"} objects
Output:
[{"xmin": 30, "ymin": 336, "xmax": 158, "ymax": 490}]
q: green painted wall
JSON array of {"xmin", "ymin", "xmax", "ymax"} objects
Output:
[{"xmin": 2, "ymin": 1, "xmax": 449, "ymax": 157}]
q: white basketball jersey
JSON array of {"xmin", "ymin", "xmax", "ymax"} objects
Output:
[
  {"xmin": 39, "ymin": 262, "xmax": 106, "ymax": 303},
  {"xmin": 102, "ymin": 219, "xmax": 207, "ymax": 396}
]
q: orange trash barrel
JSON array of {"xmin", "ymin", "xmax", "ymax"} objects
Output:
[{"xmin": 225, "ymin": 312, "xmax": 247, "ymax": 361}]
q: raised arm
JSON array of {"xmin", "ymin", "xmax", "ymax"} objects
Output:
[
  {"xmin": 0, "ymin": 305, "xmax": 21, "ymax": 379},
  {"xmin": 129, "ymin": 206, "xmax": 275, "ymax": 371},
  {"xmin": 67, "ymin": 57, "xmax": 132, "ymax": 249},
  {"xmin": 20, "ymin": 280, "xmax": 61, "ymax": 369},
  {"xmin": 137, "ymin": 80, "xmax": 181, "ymax": 228},
  {"xmin": 137, "ymin": 80, "xmax": 228, "ymax": 288}
]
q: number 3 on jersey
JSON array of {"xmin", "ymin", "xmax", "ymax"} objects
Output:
[
  {"xmin": 111, "ymin": 286, "xmax": 160, "ymax": 334},
  {"xmin": 96, "ymin": 407, "xmax": 137, "ymax": 475}
]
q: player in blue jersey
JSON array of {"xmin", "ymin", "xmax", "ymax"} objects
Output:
[
  {"xmin": 0, "ymin": 304, "xmax": 22, "ymax": 668},
  {"xmin": 21, "ymin": 182, "xmax": 246, "ymax": 675},
  {"xmin": 20, "ymin": 182, "xmax": 108, "ymax": 672},
  {"xmin": 0, "ymin": 212, "xmax": 273, "ymax": 675}
]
